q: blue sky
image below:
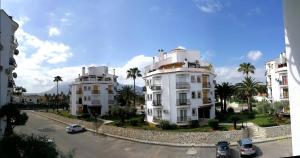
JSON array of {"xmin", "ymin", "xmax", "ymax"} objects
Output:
[{"xmin": 2, "ymin": 0, "xmax": 285, "ymax": 92}]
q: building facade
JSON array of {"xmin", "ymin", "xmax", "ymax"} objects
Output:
[
  {"xmin": 70, "ymin": 66, "xmax": 117, "ymax": 116},
  {"xmin": 284, "ymin": 0, "xmax": 300, "ymax": 155},
  {"xmin": 0, "ymin": 10, "xmax": 19, "ymax": 136},
  {"xmin": 265, "ymin": 52, "xmax": 289, "ymax": 102},
  {"xmin": 143, "ymin": 47, "xmax": 216, "ymax": 125}
]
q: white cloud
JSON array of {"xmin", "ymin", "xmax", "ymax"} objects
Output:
[
  {"xmin": 215, "ymin": 66, "xmax": 265, "ymax": 84},
  {"xmin": 194, "ymin": 0, "xmax": 223, "ymax": 13},
  {"xmin": 113, "ymin": 55, "xmax": 153, "ymax": 87},
  {"xmin": 247, "ymin": 50, "xmax": 263, "ymax": 61},
  {"xmin": 14, "ymin": 17, "xmax": 73, "ymax": 92},
  {"xmin": 48, "ymin": 26, "xmax": 61, "ymax": 37}
]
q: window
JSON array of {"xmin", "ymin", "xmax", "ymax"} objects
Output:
[
  {"xmin": 198, "ymin": 91, "xmax": 201, "ymax": 98},
  {"xmin": 150, "ymin": 94, "xmax": 152, "ymax": 100},
  {"xmin": 87, "ymin": 86, "xmax": 91, "ymax": 91},
  {"xmin": 84, "ymin": 96, "xmax": 87, "ymax": 101},
  {"xmin": 197, "ymin": 75, "xmax": 201, "ymax": 83},
  {"xmin": 191, "ymin": 75, "xmax": 196, "ymax": 83},
  {"xmin": 88, "ymin": 96, "xmax": 91, "ymax": 101},
  {"xmin": 192, "ymin": 91, "xmax": 196, "ymax": 99},
  {"xmin": 157, "ymin": 110, "xmax": 162, "ymax": 119},
  {"xmin": 84, "ymin": 86, "xmax": 87, "ymax": 91},
  {"xmin": 192, "ymin": 108, "xmax": 197, "ymax": 116}
]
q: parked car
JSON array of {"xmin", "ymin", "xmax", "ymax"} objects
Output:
[
  {"xmin": 66, "ymin": 124, "xmax": 85, "ymax": 133},
  {"xmin": 216, "ymin": 141, "xmax": 230, "ymax": 158},
  {"xmin": 237, "ymin": 138, "xmax": 256, "ymax": 157}
]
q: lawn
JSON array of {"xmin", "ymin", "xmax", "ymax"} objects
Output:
[{"xmin": 251, "ymin": 114, "xmax": 290, "ymax": 127}]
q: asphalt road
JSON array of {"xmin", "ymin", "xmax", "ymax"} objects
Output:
[{"xmin": 15, "ymin": 111, "xmax": 292, "ymax": 158}]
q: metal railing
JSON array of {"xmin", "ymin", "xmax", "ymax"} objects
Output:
[
  {"xmin": 203, "ymin": 98, "xmax": 212, "ymax": 104},
  {"xmin": 153, "ymin": 100, "xmax": 162, "ymax": 106},
  {"xmin": 176, "ymin": 99, "xmax": 191, "ymax": 106},
  {"xmin": 177, "ymin": 116, "xmax": 191, "ymax": 123},
  {"xmin": 91, "ymin": 100, "xmax": 101, "ymax": 105},
  {"xmin": 150, "ymin": 85, "xmax": 162, "ymax": 91},
  {"xmin": 92, "ymin": 90, "xmax": 100, "ymax": 94},
  {"xmin": 76, "ymin": 90, "xmax": 83, "ymax": 94},
  {"xmin": 280, "ymin": 94, "xmax": 289, "ymax": 99},
  {"xmin": 176, "ymin": 82, "xmax": 190, "ymax": 89}
]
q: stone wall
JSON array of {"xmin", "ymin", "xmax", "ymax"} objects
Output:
[
  {"xmin": 100, "ymin": 125, "xmax": 245, "ymax": 144},
  {"xmin": 259, "ymin": 125, "xmax": 291, "ymax": 138}
]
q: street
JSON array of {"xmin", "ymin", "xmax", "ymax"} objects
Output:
[{"xmin": 15, "ymin": 111, "xmax": 292, "ymax": 158}]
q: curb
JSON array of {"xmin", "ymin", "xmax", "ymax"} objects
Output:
[{"xmin": 30, "ymin": 111, "xmax": 291, "ymax": 148}]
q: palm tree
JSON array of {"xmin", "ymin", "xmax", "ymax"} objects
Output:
[
  {"xmin": 237, "ymin": 62, "xmax": 256, "ymax": 77},
  {"xmin": 126, "ymin": 67, "xmax": 142, "ymax": 107},
  {"xmin": 116, "ymin": 85, "xmax": 134, "ymax": 107},
  {"xmin": 215, "ymin": 82, "xmax": 235, "ymax": 112},
  {"xmin": 53, "ymin": 76, "xmax": 63, "ymax": 111},
  {"xmin": 236, "ymin": 77, "xmax": 260, "ymax": 111}
]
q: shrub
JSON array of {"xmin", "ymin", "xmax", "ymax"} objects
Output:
[
  {"xmin": 189, "ymin": 120, "xmax": 200, "ymax": 128},
  {"xmin": 227, "ymin": 107, "xmax": 235, "ymax": 114},
  {"xmin": 114, "ymin": 121, "xmax": 124, "ymax": 127},
  {"xmin": 247, "ymin": 112, "xmax": 256, "ymax": 119},
  {"xmin": 128, "ymin": 118, "xmax": 139, "ymax": 126},
  {"xmin": 257, "ymin": 101, "xmax": 272, "ymax": 114},
  {"xmin": 208, "ymin": 119, "xmax": 219, "ymax": 129},
  {"xmin": 159, "ymin": 120, "xmax": 177, "ymax": 130}
]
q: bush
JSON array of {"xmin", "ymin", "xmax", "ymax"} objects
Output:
[
  {"xmin": 227, "ymin": 107, "xmax": 235, "ymax": 114},
  {"xmin": 257, "ymin": 101, "xmax": 272, "ymax": 114},
  {"xmin": 159, "ymin": 120, "xmax": 177, "ymax": 130},
  {"xmin": 189, "ymin": 120, "xmax": 199, "ymax": 128},
  {"xmin": 247, "ymin": 112, "xmax": 256, "ymax": 119},
  {"xmin": 208, "ymin": 119, "xmax": 219, "ymax": 129},
  {"xmin": 128, "ymin": 118, "xmax": 139, "ymax": 126}
]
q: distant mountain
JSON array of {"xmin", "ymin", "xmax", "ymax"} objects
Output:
[
  {"xmin": 39, "ymin": 82, "xmax": 144, "ymax": 95},
  {"xmin": 42, "ymin": 82, "xmax": 71, "ymax": 95}
]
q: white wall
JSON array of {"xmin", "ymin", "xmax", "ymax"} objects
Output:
[{"xmin": 284, "ymin": 0, "xmax": 300, "ymax": 156}]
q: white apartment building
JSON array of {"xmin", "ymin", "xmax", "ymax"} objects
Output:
[
  {"xmin": 265, "ymin": 52, "xmax": 289, "ymax": 102},
  {"xmin": 0, "ymin": 10, "xmax": 19, "ymax": 136},
  {"xmin": 70, "ymin": 66, "xmax": 117, "ymax": 116},
  {"xmin": 144, "ymin": 47, "xmax": 216, "ymax": 125}
]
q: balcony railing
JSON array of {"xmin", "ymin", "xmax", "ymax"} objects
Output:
[
  {"xmin": 279, "ymin": 80, "xmax": 288, "ymax": 86},
  {"xmin": 176, "ymin": 82, "xmax": 190, "ymax": 89},
  {"xmin": 108, "ymin": 100, "xmax": 115, "ymax": 104},
  {"xmin": 176, "ymin": 99, "xmax": 191, "ymax": 106},
  {"xmin": 177, "ymin": 116, "xmax": 191, "ymax": 123},
  {"xmin": 92, "ymin": 90, "xmax": 100, "ymax": 94},
  {"xmin": 280, "ymin": 94, "xmax": 289, "ymax": 99},
  {"xmin": 150, "ymin": 85, "xmax": 162, "ymax": 91},
  {"xmin": 91, "ymin": 100, "xmax": 101, "ymax": 105},
  {"xmin": 9, "ymin": 57, "xmax": 17, "ymax": 67},
  {"xmin": 203, "ymin": 98, "xmax": 212, "ymax": 104},
  {"xmin": 153, "ymin": 100, "xmax": 162, "ymax": 106},
  {"xmin": 202, "ymin": 82, "xmax": 211, "ymax": 88},
  {"xmin": 108, "ymin": 90, "xmax": 114, "ymax": 94},
  {"xmin": 76, "ymin": 90, "xmax": 83, "ymax": 94}
]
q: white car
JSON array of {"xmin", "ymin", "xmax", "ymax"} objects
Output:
[{"xmin": 66, "ymin": 124, "xmax": 84, "ymax": 133}]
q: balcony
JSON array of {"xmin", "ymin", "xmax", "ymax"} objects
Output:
[
  {"xmin": 91, "ymin": 100, "xmax": 101, "ymax": 105},
  {"xmin": 176, "ymin": 99, "xmax": 191, "ymax": 106},
  {"xmin": 177, "ymin": 116, "xmax": 191, "ymax": 123},
  {"xmin": 92, "ymin": 90, "xmax": 100, "ymax": 94},
  {"xmin": 280, "ymin": 94, "xmax": 289, "ymax": 99},
  {"xmin": 176, "ymin": 82, "xmax": 190, "ymax": 89},
  {"xmin": 153, "ymin": 100, "xmax": 162, "ymax": 106},
  {"xmin": 203, "ymin": 98, "xmax": 212, "ymax": 104},
  {"xmin": 202, "ymin": 82, "xmax": 211, "ymax": 88},
  {"xmin": 150, "ymin": 85, "xmax": 162, "ymax": 91},
  {"xmin": 108, "ymin": 90, "xmax": 114, "ymax": 94},
  {"xmin": 11, "ymin": 36, "xmax": 18, "ymax": 48},
  {"xmin": 9, "ymin": 57, "xmax": 17, "ymax": 67},
  {"xmin": 76, "ymin": 89, "xmax": 83, "ymax": 94}
]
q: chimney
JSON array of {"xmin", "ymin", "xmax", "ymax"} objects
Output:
[
  {"xmin": 152, "ymin": 57, "xmax": 155, "ymax": 70},
  {"xmin": 82, "ymin": 67, "xmax": 85, "ymax": 76}
]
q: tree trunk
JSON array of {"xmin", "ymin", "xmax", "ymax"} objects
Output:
[
  {"xmin": 247, "ymin": 97, "xmax": 251, "ymax": 112},
  {"xmin": 224, "ymin": 97, "xmax": 227, "ymax": 112},
  {"xmin": 56, "ymin": 82, "xmax": 59, "ymax": 112},
  {"xmin": 133, "ymin": 79, "xmax": 136, "ymax": 107},
  {"xmin": 220, "ymin": 97, "xmax": 224, "ymax": 112}
]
